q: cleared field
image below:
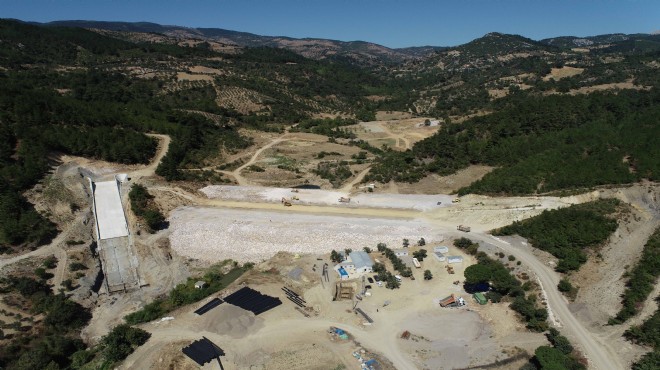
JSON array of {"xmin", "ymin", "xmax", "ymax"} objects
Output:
[
  {"xmin": 200, "ymin": 184, "xmax": 455, "ymax": 210},
  {"xmin": 542, "ymin": 66, "xmax": 584, "ymax": 81},
  {"xmin": 168, "ymin": 206, "xmax": 440, "ymax": 262}
]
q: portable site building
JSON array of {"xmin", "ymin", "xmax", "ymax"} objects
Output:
[
  {"xmin": 447, "ymin": 256, "xmax": 463, "ymax": 264},
  {"xmin": 412, "ymin": 258, "xmax": 421, "ymax": 268},
  {"xmin": 473, "ymin": 292, "xmax": 488, "ymax": 305},
  {"xmin": 349, "ymin": 251, "xmax": 374, "ymax": 274},
  {"xmin": 434, "ymin": 246, "xmax": 449, "ymax": 254},
  {"xmin": 433, "ymin": 252, "xmax": 446, "ymax": 262}
]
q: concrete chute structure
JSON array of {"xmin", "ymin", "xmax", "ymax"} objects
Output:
[{"xmin": 89, "ymin": 178, "xmax": 141, "ymax": 293}]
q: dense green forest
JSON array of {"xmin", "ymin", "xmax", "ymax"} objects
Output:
[
  {"xmin": 493, "ymin": 199, "xmax": 619, "ymax": 272},
  {"xmin": 368, "ymin": 90, "xmax": 659, "ymax": 194},
  {"xmin": 610, "ymin": 228, "xmax": 660, "ymax": 324},
  {"xmin": 0, "ymin": 276, "xmax": 90, "ymax": 368}
]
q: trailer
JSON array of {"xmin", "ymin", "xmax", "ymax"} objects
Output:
[{"xmin": 412, "ymin": 257, "xmax": 421, "ymax": 268}]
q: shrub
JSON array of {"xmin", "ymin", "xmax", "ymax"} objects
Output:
[
  {"xmin": 34, "ymin": 267, "xmax": 54, "ymax": 280},
  {"xmin": 69, "ymin": 262, "xmax": 87, "ymax": 272},
  {"xmin": 611, "ymin": 228, "xmax": 660, "ymax": 323},
  {"xmin": 42, "ymin": 256, "xmax": 58, "ymax": 269},
  {"xmin": 101, "ymin": 324, "xmax": 151, "ymax": 363}
]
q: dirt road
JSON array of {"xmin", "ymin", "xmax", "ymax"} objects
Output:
[
  {"xmin": 232, "ymin": 136, "xmax": 290, "ymax": 185},
  {"xmin": 467, "ymin": 232, "xmax": 623, "ymax": 370},
  {"xmin": 132, "ymin": 134, "xmax": 171, "ymax": 179},
  {"xmin": 340, "ymin": 166, "xmax": 372, "ymax": 192},
  {"xmin": 0, "ymin": 212, "xmax": 81, "ymax": 290}
]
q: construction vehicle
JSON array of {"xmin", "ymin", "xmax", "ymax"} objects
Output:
[
  {"xmin": 291, "ymin": 195, "xmax": 299, "ymax": 200},
  {"xmin": 439, "ymin": 294, "xmax": 466, "ymax": 308},
  {"xmin": 452, "ymin": 198, "xmax": 461, "ymax": 203},
  {"xmin": 457, "ymin": 225, "xmax": 471, "ymax": 232},
  {"xmin": 281, "ymin": 197, "xmax": 292, "ymax": 207},
  {"xmin": 338, "ymin": 197, "xmax": 351, "ymax": 203},
  {"xmin": 291, "ymin": 189, "xmax": 299, "ymax": 193}
]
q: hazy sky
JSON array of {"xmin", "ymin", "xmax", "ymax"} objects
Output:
[{"xmin": 2, "ymin": 0, "xmax": 658, "ymax": 47}]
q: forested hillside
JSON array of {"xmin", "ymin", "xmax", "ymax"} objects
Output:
[
  {"xmin": 368, "ymin": 89, "xmax": 659, "ymax": 194},
  {"xmin": 1, "ymin": 17, "xmax": 659, "ymax": 252},
  {"xmin": 0, "ymin": 18, "xmax": 395, "ymax": 252}
]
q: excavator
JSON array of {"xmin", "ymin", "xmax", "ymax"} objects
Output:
[{"xmin": 281, "ymin": 197, "xmax": 292, "ymax": 206}]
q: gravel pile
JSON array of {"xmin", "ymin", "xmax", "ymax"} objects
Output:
[{"xmin": 168, "ymin": 206, "xmax": 440, "ymax": 263}]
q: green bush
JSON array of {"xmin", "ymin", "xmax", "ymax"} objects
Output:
[
  {"xmin": 125, "ymin": 263, "xmax": 249, "ymax": 325},
  {"xmin": 558, "ymin": 278, "xmax": 573, "ymax": 293},
  {"xmin": 129, "ymin": 184, "xmax": 165, "ymax": 231},
  {"xmin": 69, "ymin": 262, "xmax": 88, "ymax": 272},
  {"xmin": 101, "ymin": 324, "xmax": 151, "ymax": 363},
  {"xmin": 42, "ymin": 256, "xmax": 58, "ymax": 269},
  {"xmin": 494, "ymin": 199, "xmax": 619, "ymax": 272},
  {"xmin": 611, "ymin": 228, "xmax": 660, "ymax": 323}
]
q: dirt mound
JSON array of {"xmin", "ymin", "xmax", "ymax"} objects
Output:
[{"xmin": 191, "ymin": 303, "xmax": 264, "ymax": 338}]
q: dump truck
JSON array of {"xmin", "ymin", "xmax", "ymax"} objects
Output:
[
  {"xmin": 439, "ymin": 294, "xmax": 466, "ymax": 308},
  {"xmin": 457, "ymin": 225, "xmax": 471, "ymax": 232}
]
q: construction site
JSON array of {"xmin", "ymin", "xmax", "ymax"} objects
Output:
[{"xmin": 2, "ymin": 130, "xmax": 656, "ymax": 370}]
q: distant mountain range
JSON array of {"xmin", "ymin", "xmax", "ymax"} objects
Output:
[
  {"xmin": 34, "ymin": 20, "xmax": 446, "ymax": 64},
  {"xmin": 15, "ymin": 20, "xmax": 657, "ymax": 65}
]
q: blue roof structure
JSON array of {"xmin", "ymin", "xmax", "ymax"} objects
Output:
[{"xmin": 349, "ymin": 251, "xmax": 374, "ymax": 270}]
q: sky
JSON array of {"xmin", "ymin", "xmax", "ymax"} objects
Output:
[{"xmin": 1, "ymin": 0, "xmax": 658, "ymax": 48}]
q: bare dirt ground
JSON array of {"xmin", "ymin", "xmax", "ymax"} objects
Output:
[
  {"xmin": 123, "ymin": 242, "xmax": 545, "ymax": 370},
  {"xmin": 348, "ymin": 118, "xmax": 440, "ymax": 151},
  {"xmin": 567, "ymin": 184, "xmax": 660, "ymax": 367},
  {"xmin": 380, "ymin": 165, "xmax": 496, "ymax": 195},
  {"xmin": 176, "ymin": 72, "xmax": 214, "ymax": 82},
  {"xmin": 542, "ymin": 66, "xmax": 584, "ymax": 81}
]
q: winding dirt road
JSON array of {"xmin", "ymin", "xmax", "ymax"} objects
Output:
[{"xmin": 467, "ymin": 232, "xmax": 623, "ymax": 370}]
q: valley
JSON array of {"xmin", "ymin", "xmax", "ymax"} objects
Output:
[{"xmin": 0, "ymin": 17, "xmax": 658, "ymax": 370}]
